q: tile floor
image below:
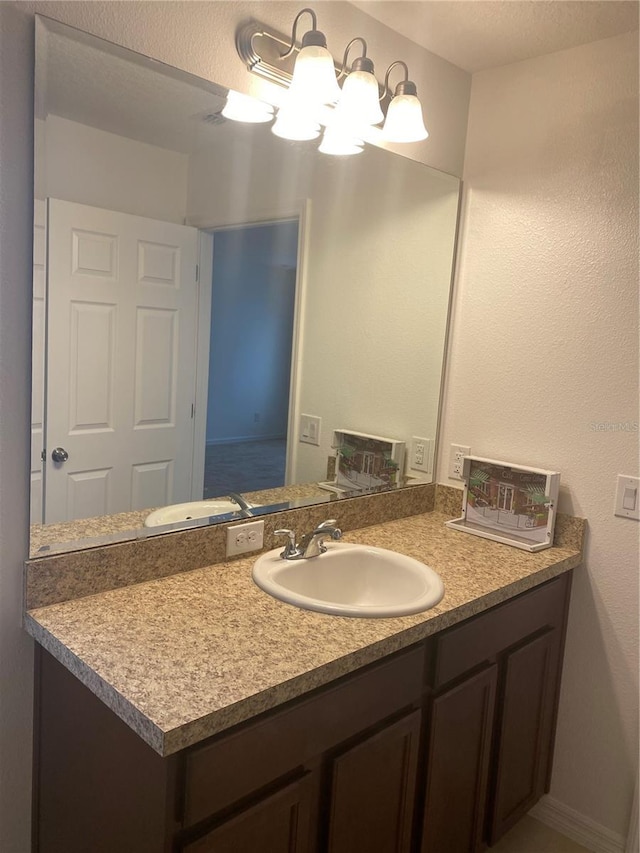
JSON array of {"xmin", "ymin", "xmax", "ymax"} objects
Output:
[{"xmin": 491, "ymin": 816, "xmax": 591, "ymax": 852}]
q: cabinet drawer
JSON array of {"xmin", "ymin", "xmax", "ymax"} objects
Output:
[
  {"xmin": 183, "ymin": 646, "xmax": 425, "ymax": 827},
  {"xmin": 433, "ymin": 574, "xmax": 568, "ymax": 688}
]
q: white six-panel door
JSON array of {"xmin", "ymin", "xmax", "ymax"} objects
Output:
[{"xmin": 45, "ymin": 199, "xmax": 199, "ymax": 523}]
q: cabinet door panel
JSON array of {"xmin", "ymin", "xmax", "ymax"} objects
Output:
[
  {"xmin": 181, "ymin": 773, "xmax": 317, "ymax": 853},
  {"xmin": 327, "ymin": 710, "xmax": 421, "ymax": 853},
  {"xmin": 421, "ymin": 665, "xmax": 497, "ymax": 853},
  {"xmin": 489, "ymin": 629, "xmax": 560, "ymax": 842}
]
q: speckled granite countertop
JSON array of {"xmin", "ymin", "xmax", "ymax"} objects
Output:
[{"xmin": 25, "ymin": 510, "xmax": 584, "ymax": 758}]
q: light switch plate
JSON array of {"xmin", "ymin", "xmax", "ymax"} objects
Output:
[
  {"xmin": 614, "ymin": 475, "xmax": 640, "ymax": 520},
  {"xmin": 300, "ymin": 413, "xmax": 321, "ymax": 446}
]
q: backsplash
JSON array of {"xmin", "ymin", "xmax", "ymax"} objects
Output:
[
  {"xmin": 25, "ymin": 482, "xmax": 585, "ymax": 611},
  {"xmin": 25, "ymin": 483, "xmax": 436, "ymax": 609}
]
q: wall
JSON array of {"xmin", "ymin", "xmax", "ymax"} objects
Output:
[
  {"xmin": 41, "ymin": 115, "xmax": 189, "ymax": 222},
  {"xmin": 438, "ymin": 31, "xmax": 639, "ymax": 842},
  {"xmin": 0, "ymin": 3, "xmax": 470, "ymax": 849},
  {"xmin": 0, "ymin": 7, "xmax": 35, "ymax": 853}
]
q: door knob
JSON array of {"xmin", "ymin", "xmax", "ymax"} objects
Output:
[{"xmin": 51, "ymin": 447, "xmax": 69, "ymax": 463}]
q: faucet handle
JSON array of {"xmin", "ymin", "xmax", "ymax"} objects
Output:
[
  {"xmin": 316, "ymin": 519, "xmax": 338, "ymax": 530},
  {"xmin": 274, "ymin": 529, "xmax": 298, "ymax": 558}
]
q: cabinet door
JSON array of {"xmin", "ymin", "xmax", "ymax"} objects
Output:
[
  {"xmin": 421, "ymin": 665, "xmax": 497, "ymax": 853},
  {"xmin": 181, "ymin": 773, "xmax": 317, "ymax": 853},
  {"xmin": 327, "ymin": 710, "xmax": 421, "ymax": 853},
  {"xmin": 489, "ymin": 629, "xmax": 560, "ymax": 843}
]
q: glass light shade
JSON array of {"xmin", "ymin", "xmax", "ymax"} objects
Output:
[
  {"xmin": 383, "ymin": 94, "xmax": 429, "ymax": 143},
  {"xmin": 271, "ymin": 108, "xmax": 321, "ymax": 141},
  {"xmin": 221, "ymin": 91, "xmax": 274, "ymax": 123},
  {"xmin": 288, "ymin": 44, "xmax": 341, "ymax": 105},
  {"xmin": 335, "ymin": 70, "xmax": 384, "ymax": 126},
  {"xmin": 318, "ymin": 128, "xmax": 364, "ymax": 156}
]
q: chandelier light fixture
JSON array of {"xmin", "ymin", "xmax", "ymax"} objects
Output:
[{"xmin": 230, "ymin": 7, "xmax": 429, "ymax": 155}]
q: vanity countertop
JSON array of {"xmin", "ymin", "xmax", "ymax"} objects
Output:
[{"xmin": 25, "ymin": 510, "xmax": 584, "ymax": 757}]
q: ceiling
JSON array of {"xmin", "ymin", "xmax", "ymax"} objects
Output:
[
  {"xmin": 37, "ymin": 22, "xmax": 227, "ymax": 153},
  {"xmin": 350, "ymin": 0, "xmax": 639, "ymax": 72}
]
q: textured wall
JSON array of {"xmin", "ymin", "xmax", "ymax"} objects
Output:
[{"xmin": 438, "ymin": 31, "xmax": 639, "ymax": 838}]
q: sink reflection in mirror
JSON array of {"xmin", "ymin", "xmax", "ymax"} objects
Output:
[
  {"xmin": 143, "ymin": 495, "xmax": 255, "ymax": 528},
  {"xmin": 252, "ymin": 542, "xmax": 445, "ymax": 618},
  {"xmin": 30, "ymin": 16, "xmax": 460, "ymax": 557}
]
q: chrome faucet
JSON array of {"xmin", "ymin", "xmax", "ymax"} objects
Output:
[
  {"xmin": 228, "ymin": 492, "xmax": 253, "ymax": 518},
  {"xmin": 275, "ymin": 519, "xmax": 342, "ymax": 560}
]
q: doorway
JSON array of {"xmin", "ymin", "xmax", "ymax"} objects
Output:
[{"xmin": 204, "ymin": 219, "xmax": 299, "ymax": 497}]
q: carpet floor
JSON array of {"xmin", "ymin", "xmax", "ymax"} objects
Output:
[{"xmin": 204, "ymin": 438, "xmax": 286, "ymax": 497}]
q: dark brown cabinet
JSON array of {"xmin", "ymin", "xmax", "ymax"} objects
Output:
[
  {"xmin": 421, "ymin": 665, "xmax": 497, "ymax": 853},
  {"xmin": 33, "ymin": 572, "xmax": 572, "ymax": 853},
  {"xmin": 421, "ymin": 573, "xmax": 571, "ymax": 853},
  {"xmin": 489, "ymin": 628, "xmax": 562, "ymax": 842}
]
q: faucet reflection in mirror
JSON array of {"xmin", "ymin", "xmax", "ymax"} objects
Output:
[{"xmin": 232, "ymin": 8, "xmax": 428, "ymax": 152}]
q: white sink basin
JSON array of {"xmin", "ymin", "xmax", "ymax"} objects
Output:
[
  {"xmin": 252, "ymin": 542, "xmax": 444, "ymax": 618},
  {"xmin": 144, "ymin": 499, "xmax": 250, "ymax": 527}
]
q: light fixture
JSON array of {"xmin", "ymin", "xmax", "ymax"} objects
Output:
[
  {"xmin": 333, "ymin": 38, "xmax": 384, "ymax": 129},
  {"xmin": 382, "ymin": 61, "xmax": 429, "ymax": 143},
  {"xmin": 280, "ymin": 8, "xmax": 341, "ymax": 106},
  {"xmin": 318, "ymin": 127, "xmax": 364, "ymax": 156},
  {"xmin": 235, "ymin": 10, "xmax": 431, "ymax": 152},
  {"xmin": 221, "ymin": 90, "xmax": 274, "ymax": 123},
  {"xmin": 272, "ymin": 108, "xmax": 321, "ymax": 141}
]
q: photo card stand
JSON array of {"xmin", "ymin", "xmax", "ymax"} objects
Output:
[
  {"xmin": 446, "ymin": 456, "xmax": 560, "ymax": 552},
  {"xmin": 331, "ymin": 430, "xmax": 406, "ymax": 493}
]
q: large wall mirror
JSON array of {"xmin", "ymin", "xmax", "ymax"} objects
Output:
[{"xmin": 30, "ymin": 16, "xmax": 461, "ymax": 557}]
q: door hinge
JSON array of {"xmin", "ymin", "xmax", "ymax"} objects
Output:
[
  {"xmin": 191, "ymin": 403, "xmax": 195, "ymax": 419},
  {"xmin": 40, "ymin": 449, "xmax": 46, "ymax": 462},
  {"xmin": 195, "ymin": 264, "xmax": 199, "ymax": 282}
]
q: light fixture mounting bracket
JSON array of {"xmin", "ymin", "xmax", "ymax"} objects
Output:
[
  {"xmin": 236, "ymin": 20, "xmax": 298, "ymax": 87},
  {"xmin": 236, "ymin": 19, "xmax": 340, "ymax": 89}
]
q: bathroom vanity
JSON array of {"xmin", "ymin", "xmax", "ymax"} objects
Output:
[{"xmin": 26, "ymin": 509, "xmax": 583, "ymax": 853}]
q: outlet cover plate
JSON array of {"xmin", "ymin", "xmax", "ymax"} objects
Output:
[
  {"xmin": 226, "ymin": 520, "xmax": 265, "ymax": 557},
  {"xmin": 449, "ymin": 444, "xmax": 471, "ymax": 481},
  {"xmin": 410, "ymin": 437, "xmax": 434, "ymax": 475}
]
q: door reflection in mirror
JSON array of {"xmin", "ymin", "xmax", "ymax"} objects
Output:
[{"xmin": 205, "ymin": 220, "xmax": 298, "ymax": 496}]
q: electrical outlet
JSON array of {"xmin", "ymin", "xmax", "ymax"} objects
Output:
[
  {"xmin": 300, "ymin": 413, "xmax": 321, "ymax": 446},
  {"xmin": 410, "ymin": 437, "xmax": 434, "ymax": 474},
  {"xmin": 226, "ymin": 520, "xmax": 264, "ymax": 557},
  {"xmin": 449, "ymin": 444, "xmax": 470, "ymax": 481}
]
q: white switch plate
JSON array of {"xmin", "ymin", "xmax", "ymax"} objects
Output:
[
  {"xmin": 614, "ymin": 475, "xmax": 640, "ymax": 520},
  {"xmin": 300, "ymin": 413, "xmax": 321, "ymax": 446},
  {"xmin": 226, "ymin": 519, "xmax": 265, "ymax": 557},
  {"xmin": 449, "ymin": 444, "xmax": 471, "ymax": 481},
  {"xmin": 410, "ymin": 437, "xmax": 434, "ymax": 475}
]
